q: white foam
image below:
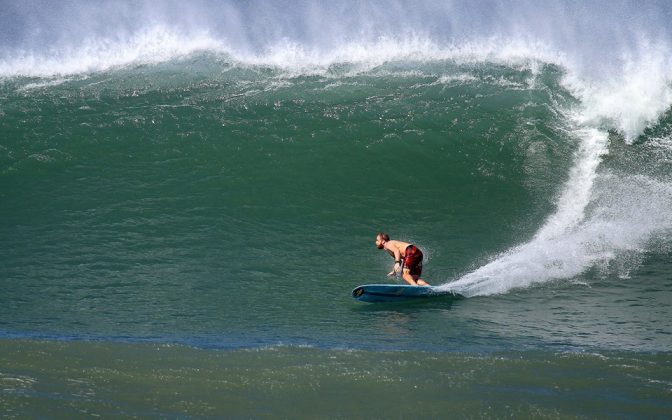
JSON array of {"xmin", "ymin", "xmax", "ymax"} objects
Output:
[
  {"xmin": 0, "ymin": 25, "xmax": 223, "ymax": 78},
  {"xmin": 436, "ymin": 74, "xmax": 478, "ymax": 85},
  {"xmin": 16, "ymin": 78, "xmax": 73, "ymax": 91},
  {"xmin": 1, "ymin": 29, "xmax": 562, "ymax": 79},
  {"xmin": 534, "ymin": 127, "xmax": 609, "ymax": 241},
  {"xmin": 562, "ymin": 40, "xmax": 672, "ymax": 143}
]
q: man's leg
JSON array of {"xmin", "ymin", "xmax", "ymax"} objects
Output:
[
  {"xmin": 402, "ymin": 270, "xmax": 417, "ymax": 285},
  {"xmin": 416, "ymin": 278, "xmax": 430, "ymax": 286}
]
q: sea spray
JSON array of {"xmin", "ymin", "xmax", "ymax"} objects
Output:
[{"xmin": 440, "ymin": 126, "xmax": 610, "ymax": 296}]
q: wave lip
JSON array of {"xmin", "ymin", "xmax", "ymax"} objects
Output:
[
  {"xmin": 0, "ymin": 25, "xmax": 223, "ymax": 78},
  {"xmin": 1, "ymin": 25, "xmax": 565, "ymax": 79}
]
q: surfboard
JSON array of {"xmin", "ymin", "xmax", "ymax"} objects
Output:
[{"xmin": 351, "ymin": 284, "xmax": 463, "ymax": 303}]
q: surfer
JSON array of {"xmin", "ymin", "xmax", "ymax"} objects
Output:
[{"xmin": 375, "ymin": 232, "xmax": 430, "ymax": 286}]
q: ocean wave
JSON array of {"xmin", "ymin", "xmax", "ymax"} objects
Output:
[
  {"xmin": 3, "ymin": 1, "xmax": 672, "ymax": 301},
  {"xmin": 0, "ymin": 27, "xmax": 558, "ymax": 78},
  {"xmin": 2, "ymin": 25, "xmax": 670, "ymax": 140}
]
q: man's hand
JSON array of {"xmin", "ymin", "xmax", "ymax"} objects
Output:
[{"xmin": 388, "ymin": 262, "xmax": 400, "ymax": 276}]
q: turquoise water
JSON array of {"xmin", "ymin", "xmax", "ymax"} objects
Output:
[
  {"xmin": 2, "ymin": 341, "xmax": 671, "ymax": 418},
  {"xmin": 2, "ymin": 0, "xmax": 672, "ymax": 417}
]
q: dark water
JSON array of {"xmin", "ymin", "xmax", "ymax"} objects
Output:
[{"xmin": 2, "ymin": 0, "xmax": 672, "ymax": 417}]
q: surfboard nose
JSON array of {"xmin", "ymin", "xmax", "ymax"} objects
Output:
[{"xmin": 352, "ymin": 287, "xmax": 364, "ymax": 298}]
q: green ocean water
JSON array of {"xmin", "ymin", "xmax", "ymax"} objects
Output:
[
  {"xmin": 2, "ymin": 1, "xmax": 672, "ymax": 414},
  {"xmin": 2, "ymin": 55, "xmax": 671, "ymax": 416},
  {"xmin": 3, "ymin": 57, "xmax": 671, "ymax": 349},
  {"xmin": 1, "ymin": 60, "xmax": 574, "ymax": 346},
  {"xmin": 2, "ymin": 340, "xmax": 671, "ymax": 418}
]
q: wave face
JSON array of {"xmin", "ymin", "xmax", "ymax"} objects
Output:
[{"xmin": 1, "ymin": 1, "xmax": 672, "ymax": 352}]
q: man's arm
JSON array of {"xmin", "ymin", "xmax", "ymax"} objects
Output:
[{"xmin": 385, "ymin": 243, "xmax": 402, "ymax": 276}]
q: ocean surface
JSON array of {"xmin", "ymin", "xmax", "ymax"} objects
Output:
[{"xmin": 1, "ymin": 1, "xmax": 672, "ymax": 417}]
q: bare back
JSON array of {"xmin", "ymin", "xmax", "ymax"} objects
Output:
[{"xmin": 383, "ymin": 239, "xmax": 411, "ymax": 258}]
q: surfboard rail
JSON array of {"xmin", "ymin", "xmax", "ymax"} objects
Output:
[{"xmin": 352, "ymin": 284, "xmax": 463, "ymax": 303}]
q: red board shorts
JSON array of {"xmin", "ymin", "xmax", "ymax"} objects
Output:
[{"xmin": 403, "ymin": 245, "xmax": 423, "ymax": 276}]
